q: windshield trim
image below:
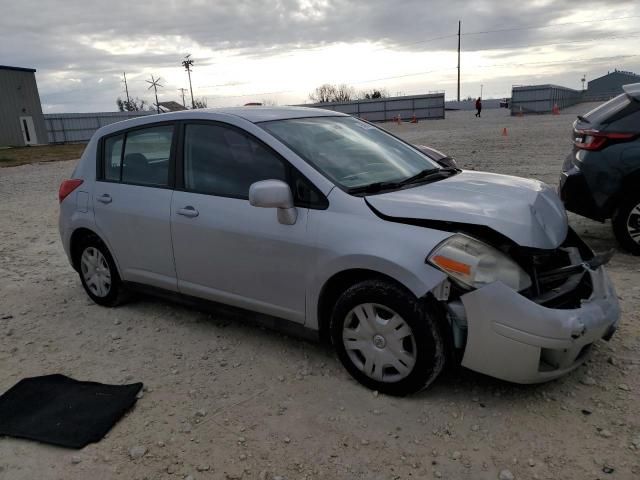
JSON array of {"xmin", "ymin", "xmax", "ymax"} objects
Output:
[{"xmin": 258, "ymin": 115, "xmax": 443, "ymax": 195}]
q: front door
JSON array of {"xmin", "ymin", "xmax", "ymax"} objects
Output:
[
  {"xmin": 93, "ymin": 124, "xmax": 177, "ymax": 291},
  {"xmin": 19, "ymin": 116, "xmax": 37, "ymax": 145},
  {"xmin": 170, "ymin": 122, "xmax": 317, "ymax": 323}
]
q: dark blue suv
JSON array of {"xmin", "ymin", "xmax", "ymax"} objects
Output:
[{"xmin": 559, "ymin": 83, "xmax": 640, "ymax": 254}]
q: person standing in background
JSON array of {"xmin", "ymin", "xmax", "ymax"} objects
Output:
[{"xmin": 475, "ymin": 97, "xmax": 482, "ymax": 117}]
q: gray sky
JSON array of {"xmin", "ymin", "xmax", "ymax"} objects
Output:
[{"xmin": 2, "ymin": 0, "xmax": 639, "ymax": 112}]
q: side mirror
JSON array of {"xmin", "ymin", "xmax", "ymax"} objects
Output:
[
  {"xmin": 414, "ymin": 144, "xmax": 459, "ymax": 169},
  {"xmin": 249, "ymin": 180, "xmax": 298, "ymax": 225}
]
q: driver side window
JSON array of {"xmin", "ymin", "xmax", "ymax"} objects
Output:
[{"xmin": 183, "ymin": 123, "xmax": 287, "ymax": 198}]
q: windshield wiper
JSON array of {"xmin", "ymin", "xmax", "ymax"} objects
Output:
[
  {"xmin": 347, "ymin": 167, "xmax": 458, "ymax": 194},
  {"xmin": 398, "ymin": 167, "xmax": 457, "ymax": 186},
  {"xmin": 347, "ymin": 181, "xmax": 402, "ymax": 194}
]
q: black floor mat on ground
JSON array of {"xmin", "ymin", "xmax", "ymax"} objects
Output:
[{"xmin": 0, "ymin": 374, "xmax": 143, "ymax": 448}]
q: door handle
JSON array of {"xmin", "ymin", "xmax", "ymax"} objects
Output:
[
  {"xmin": 176, "ymin": 206, "xmax": 199, "ymax": 218},
  {"xmin": 97, "ymin": 194, "xmax": 112, "ymax": 204}
]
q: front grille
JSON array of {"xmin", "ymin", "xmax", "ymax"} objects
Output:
[{"xmin": 512, "ymin": 229, "xmax": 594, "ymax": 309}]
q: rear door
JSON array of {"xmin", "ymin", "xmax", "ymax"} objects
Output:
[
  {"xmin": 93, "ymin": 123, "xmax": 178, "ymax": 291},
  {"xmin": 170, "ymin": 121, "xmax": 323, "ymax": 323}
]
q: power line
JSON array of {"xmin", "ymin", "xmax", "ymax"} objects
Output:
[
  {"xmin": 369, "ymin": 14, "xmax": 640, "ymax": 51},
  {"xmin": 202, "ymin": 52, "xmax": 640, "ymax": 101},
  {"xmin": 463, "ymin": 14, "xmax": 640, "ymax": 36},
  {"xmin": 472, "ymin": 31, "xmax": 640, "ymax": 53}
]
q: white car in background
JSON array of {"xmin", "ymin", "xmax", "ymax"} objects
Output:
[{"xmin": 58, "ymin": 107, "xmax": 620, "ymax": 395}]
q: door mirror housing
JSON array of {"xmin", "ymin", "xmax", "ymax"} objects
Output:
[{"xmin": 249, "ymin": 180, "xmax": 298, "ymax": 225}]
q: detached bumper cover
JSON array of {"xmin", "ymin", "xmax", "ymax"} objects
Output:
[{"xmin": 460, "ymin": 266, "xmax": 619, "ymax": 384}]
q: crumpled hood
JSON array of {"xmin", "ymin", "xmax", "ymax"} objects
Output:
[{"xmin": 366, "ymin": 170, "xmax": 568, "ymax": 249}]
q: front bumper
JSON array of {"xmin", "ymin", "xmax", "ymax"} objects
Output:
[{"xmin": 457, "ymin": 266, "xmax": 619, "ymax": 384}]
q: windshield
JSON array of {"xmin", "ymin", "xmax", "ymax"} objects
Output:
[{"xmin": 259, "ymin": 116, "xmax": 441, "ymax": 190}]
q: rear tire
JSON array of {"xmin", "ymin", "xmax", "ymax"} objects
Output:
[
  {"xmin": 75, "ymin": 235, "xmax": 127, "ymax": 307},
  {"xmin": 330, "ymin": 279, "xmax": 446, "ymax": 396},
  {"xmin": 612, "ymin": 191, "xmax": 640, "ymax": 255}
]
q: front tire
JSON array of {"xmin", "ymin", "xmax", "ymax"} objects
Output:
[
  {"xmin": 612, "ymin": 191, "xmax": 640, "ymax": 255},
  {"xmin": 76, "ymin": 235, "xmax": 126, "ymax": 307},
  {"xmin": 330, "ymin": 279, "xmax": 446, "ymax": 396}
]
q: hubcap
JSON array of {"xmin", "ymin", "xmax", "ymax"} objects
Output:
[
  {"xmin": 373, "ymin": 334, "xmax": 386, "ymax": 349},
  {"xmin": 626, "ymin": 203, "xmax": 640, "ymax": 244},
  {"xmin": 342, "ymin": 303, "xmax": 417, "ymax": 383},
  {"xmin": 80, "ymin": 247, "xmax": 111, "ymax": 298}
]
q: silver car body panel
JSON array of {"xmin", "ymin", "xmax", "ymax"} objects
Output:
[
  {"xmin": 93, "ymin": 183, "xmax": 177, "ymax": 291},
  {"xmin": 58, "ymin": 107, "xmax": 620, "ymax": 385},
  {"xmin": 366, "ymin": 170, "xmax": 569, "ymax": 250},
  {"xmin": 171, "ymin": 190, "xmax": 315, "ymax": 323}
]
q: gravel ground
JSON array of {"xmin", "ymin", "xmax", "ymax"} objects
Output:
[{"xmin": 0, "ymin": 107, "xmax": 638, "ymax": 480}]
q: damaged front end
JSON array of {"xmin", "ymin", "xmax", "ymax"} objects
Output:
[{"xmin": 433, "ymin": 228, "xmax": 620, "ymax": 384}]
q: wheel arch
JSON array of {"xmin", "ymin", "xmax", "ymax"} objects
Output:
[
  {"xmin": 69, "ymin": 227, "xmax": 121, "ymax": 276},
  {"xmin": 316, "ymin": 268, "xmax": 451, "ymax": 347},
  {"xmin": 620, "ymin": 168, "xmax": 640, "ymax": 198}
]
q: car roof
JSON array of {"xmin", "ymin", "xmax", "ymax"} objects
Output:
[
  {"xmin": 92, "ymin": 106, "xmax": 348, "ymax": 139},
  {"xmin": 175, "ymin": 106, "xmax": 347, "ymax": 123},
  {"xmin": 623, "ymin": 82, "xmax": 640, "ymax": 100}
]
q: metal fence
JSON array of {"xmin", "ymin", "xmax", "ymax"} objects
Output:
[
  {"xmin": 510, "ymin": 85, "xmax": 582, "ymax": 115},
  {"xmin": 303, "ymin": 93, "xmax": 445, "ymax": 122},
  {"xmin": 445, "ymin": 99, "xmax": 505, "ymax": 111},
  {"xmin": 44, "ymin": 111, "xmax": 156, "ymax": 144}
]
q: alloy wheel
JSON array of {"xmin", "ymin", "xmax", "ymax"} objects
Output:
[{"xmin": 626, "ymin": 202, "xmax": 640, "ymax": 245}]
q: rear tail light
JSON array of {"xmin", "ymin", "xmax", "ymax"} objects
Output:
[
  {"xmin": 574, "ymin": 129, "xmax": 636, "ymax": 151},
  {"xmin": 58, "ymin": 179, "xmax": 84, "ymax": 203}
]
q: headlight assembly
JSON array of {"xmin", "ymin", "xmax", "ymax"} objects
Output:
[{"xmin": 427, "ymin": 234, "xmax": 532, "ymax": 291}]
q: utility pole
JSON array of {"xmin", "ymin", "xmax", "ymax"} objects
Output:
[
  {"xmin": 480, "ymin": 84, "xmax": 483, "ymax": 98},
  {"xmin": 122, "ymin": 72, "xmax": 131, "ymax": 106},
  {"xmin": 457, "ymin": 20, "xmax": 461, "ymax": 102},
  {"xmin": 182, "ymin": 54, "xmax": 195, "ymax": 108},
  {"xmin": 146, "ymin": 75, "xmax": 164, "ymax": 114},
  {"xmin": 178, "ymin": 88, "xmax": 188, "ymax": 108}
]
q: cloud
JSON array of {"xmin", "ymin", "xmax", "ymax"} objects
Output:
[{"xmin": 1, "ymin": 0, "xmax": 639, "ymax": 111}]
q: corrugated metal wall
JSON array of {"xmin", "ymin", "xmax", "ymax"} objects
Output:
[
  {"xmin": 44, "ymin": 111, "xmax": 156, "ymax": 143},
  {"xmin": 510, "ymin": 85, "xmax": 582, "ymax": 115},
  {"xmin": 0, "ymin": 68, "xmax": 48, "ymax": 146},
  {"xmin": 587, "ymin": 71, "xmax": 640, "ymax": 96},
  {"xmin": 303, "ymin": 93, "xmax": 445, "ymax": 121}
]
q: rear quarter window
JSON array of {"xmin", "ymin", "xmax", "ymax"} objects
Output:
[
  {"xmin": 104, "ymin": 135, "xmax": 124, "ymax": 181},
  {"xmin": 606, "ymin": 104, "xmax": 640, "ymax": 133},
  {"xmin": 584, "ymin": 94, "xmax": 635, "ymax": 127}
]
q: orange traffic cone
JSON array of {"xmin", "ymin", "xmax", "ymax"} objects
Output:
[
  {"xmin": 410, "ymin": 114, "xmax": 418, "ymax": 123},
  {"xmin": 552, "ymin": 103, "xmax": 560, "ymax": 115},
  {"xmin": 502, "ymin": 127, "xmax": 508, "ymax": 136}
]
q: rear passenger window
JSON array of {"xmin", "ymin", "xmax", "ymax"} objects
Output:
[
  {"xmin": 102, "ymin": 125, "xmax": 173, "ymax": 186},
  {"xmin": 183, "ymin": 123, "xmax": 286, "ymax": 198},
  {"xmin": 122, "ymin": 126, "xmax": 173, "ymax": 186}
]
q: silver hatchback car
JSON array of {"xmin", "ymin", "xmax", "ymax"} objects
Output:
[{"xmin": 59, "ymin": 107, "xmax": 620, "ymax": 395}]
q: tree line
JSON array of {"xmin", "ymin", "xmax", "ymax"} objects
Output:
[
  {"xmin": 116, "ymin": 96, "xmax": 208, "ymax": 112},
  {"xmin": 309, "ymin": 84, "xmax": 388, "ymax": 103}
]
